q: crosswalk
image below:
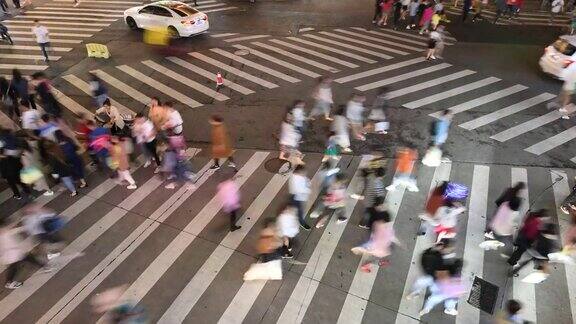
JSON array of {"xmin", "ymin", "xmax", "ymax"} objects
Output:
[
  {"xmin": 1, "ymin": 149, "xmax": 575, "ymax": 323},
  {"xmin": 445, "ymin": 5, "xmax": 572, "ymax": 26}
]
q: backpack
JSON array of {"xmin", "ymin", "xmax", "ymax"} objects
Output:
[
  {"xmin": 42, "ymin": 215, "xmax": 66, "ymax": 233},
  {"xmin": 444, "ymin": 182, "xmax": 469, "ymax": 200}
]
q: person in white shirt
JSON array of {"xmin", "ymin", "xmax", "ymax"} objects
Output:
[
  {"xmin": 290, "ymin": 100, "xmax": 306, "ymax": 134},
  {"xmin": 310, "ymin": 77, "xmax": 334, "ymax": 121},
  {"xmin": 279, "ymin": 116, "xmax": 303, "ymax": 164},
  {"xmin": 276, "ymin": 204, "xmax": 299, "ymax": 258},
  {"xmin": 133, "ymin": 113, "xmax": 161, "ymax": 169},
  {"xmin": 162, "ymin": 102, "xmax": 183, "ymax": 135},
  {"xmin": 31, "ymin": 19, "xmax": 50, "ymax": 62},
  {"xmin": 289, "ymin": 165, "xmax": 311, "ymax": 230},
  {"xmin": 331, "ymin": 105, "xmax": 352, "ymax": 152},
  {"xmin": 551, "ymin": 0, "xmax": 564, "ymax": 23},
  {"xmin": 20, "ymin": 102, "xmax": 40, "ymax": 131},
  {"xmin": 346, "ymin": 94, "xmax": 366, "ymax": 141},
  {"xmin": 96, "ymin": 98, "xmax": 124, "ymax": 134}
]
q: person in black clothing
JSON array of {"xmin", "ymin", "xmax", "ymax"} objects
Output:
[
  {"xmin": 360, "ymin": 196, "xmax": 390, "ymax": 229},
  {"xmin": 373, "ymin": 0, "xmax": 384, "ymax": 23},
  {"xmin": 0, "ymin": 23, "xmax": 13, "ymax": 45},
  {"xmin": 406, "ymin": 238, "xmax": 456, "ymax": 299},
  {"xmin": 0, "ymin": 0, "xmax": 8, "ymax": 13},
  {"xmin": 495, "ymin": 182, "xmax": 526, "ymax": 207},
  {"xmin": 392, "ymin": 0, "xmax": 403, "ymax": 29},
  {"xmin": 0, "ymin": 128, "xmax": 31, "ymax": 200},
  {"xmin": 508, "ymin": 222, "xmax": 559, "ymax": 277},
  {"xmin": 462, "ymin": 0, "xmax": 472, "ymax": 21},
  {"xmin": 12, "ymin": 69, "xmax": 36, "ymax": 110},
  {"xmin": 31, "ymin": 72, "xmax": 62, "ymax": 118},
  {"xmin": 11, "ymin": 0, "xmax": 19, "ymax": 8},
  {"xmin": 507, "ymin": 209, "xmax": 548, "ymax": 266}
]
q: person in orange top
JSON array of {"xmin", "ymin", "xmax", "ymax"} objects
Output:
[
  {"xmin": 386, "ymin": 147, "xmax": 419, "ymax": 192},
  {"xmin": 210, "ymin": 115, "xmax": 237, "ymax": 171}
]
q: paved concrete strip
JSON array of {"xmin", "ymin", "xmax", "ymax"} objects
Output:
[
  {"xmin": 10, "ymin": 37, "xmax": 82, "ymax": 44},
  {"xmin": 318, "ymin": 31, "xmax": 409, "ymax": 55},
  {"xmin": 105, "ymin": 153, "xmax": 268, "ymax": 316},
  {"xmin": 3, "ymin": 19, "xmax": 110, "ymax": 26},
  {"xmin": 334, "ymin": 28, "xmax": 422, "ymax": 52},
  {"xmin": 189, "ymin": 52, "xmax": 279, "ymax": 89},
  {"xmin": 511, "ymin": 168, "xmax": 537, "ymax": 324},
  {"xmin": 51, "ymin": 88, "xmax": 95, "ymax": 117},
  {"xmin": 117, "ymin": 65, "xmax": 202, "ymax": 108},
  {"xmin": 354, "ymin": 63, "xmax": 451, "ymax": 92},
  {"xmin": 0, "ymin": 156, "xmax": 154, "ymax": 321},
  {"xmin": 36, "ymin": 6, "xmax": 126, "ymax": 12},
  {"xmin": 334, "ymin": 57, "xmax": 425, "ymax": 83},
  {"xmin": 142, "ymin": 60, "xmax": 230, "ymax": 101},
  {"xmin": 395, "ymin": 162, "xmax": 452, "ymax": 322},
  {"xmin": 552, "ymin": 172, "xmax": 576, "ymax": 324},
  {"xmin": 0, "ymin": 44, "xmax": 72, "ymax": 51},
  {"xmin": 269, "ymin": 39, "xmax": 359, "ymax": 68},
  {"xmin": 203, "ymin": 6, "xmax": 237, "ymax": 13},
  {"xmin": 387, "ymin": 70, "xmax": 476, "ymax": 98},
  {"xmin": 252, "ymin": 41, "xmax": 339, "ymax": 73},
  {"xmin": 350, "ymin": 27, "xmax": 428, "ymax": 46},
  {"xmin": 210, "ymin": 48, "xmax": 300, "ymax": 83},
  {"xmin": 297, "ymin": 34, "xmax": 385, "ymax": 61},
  {"xmin": 276, "ymin": 158, "xmax": 366, "ymax": 324},
  {"xmin": 218, "ymin": 166, "xmax": 326, "ymax": 324},
  {"xmin": 491, "ymin": 110, "xmax": 563, "ymax": 142},
  {"xmin": 0, "ymin": 110, "xmax": 19, "ymax": 130},
  {"xmin": 167, "ymin": 56, "xmax": 254, "ymax": 95},
  {"xmin": 456, "ymin": 165, "xmax": 489, "ymax": 324},
  {"xmin": 298, "ymin": 27, "xmax": 315, "ymax": 32},
  {"xmin": 5, "ymin": 24, "xmax": 101, "ymax": 32},
  {"xmin": 26, "ymin": 10, "xmax": 124, "ymax": 17},
  {"xmin": 61, "ymin": 74, "xmax": 136, "ymax": 116},
  {"xmin": 0, "ymin": 53, "xmax": 61, "ymax": 60},
  {"xmin": 525, "ymin": 126, "xmax": 576, "ymax": 155},
  {"xmin": 232, "ymin": 44, "xmax": 322, "ymax": 78},
  {"xmin": 12, "ymin": 15, "xmax": 117, "ymax": 21},
  {"xmin": 404, "ymin": 77, "xmax": 500, "ymax": 109},
  {"xmin": 9, "ymin": 30, "xmax": 92, "ymax": 37},
  {"xmin": 210, "ymin": 32, "xmax": 238, "ymax": 38},
  {"xmin": 337, "ymin": 170, "xmax": 407, "ymax": 324},
  {"xmin": 39, "ymin": 152, "xmax": 206, "ymax": 324},
  {"xmin": 459, "ymin": 93, "xmax": 555, "ymax": 129},
  {"xmin": 430, "ymin": 84, "xmax": 528, "ymax": 118},
  {"xmin": 223, "ymin": 34, "xmax": 269, "ymax": 42},
  {"xmin": 158, "ymin": 173, "xmax": 289, "ymax": 323},
  {"xmin": 91, "ymin": 69, "xmax": 150, "ymax": 105}
]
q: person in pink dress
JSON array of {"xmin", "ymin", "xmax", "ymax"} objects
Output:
[
  {"xmin": 217, "ymin": 175, "xmax": 242, "ymax": 232},
  {"xmin": 378, "ymin": 0, "xmax": 394, "ymax": 25},
  {"xmin": 351, "ymin": 215, "xmax": 400, "ymax": 272},
  {"xmin": 419, "ymin": 2, "xmax": 435, "ymax": 34}
]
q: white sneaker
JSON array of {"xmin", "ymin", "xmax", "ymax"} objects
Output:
[
  {"xmin": 559, "ymin": 107, "xmax": 568, "ymax": 113},
  {"xmin": 43, "ymin": 190, "xmax": 54, "ymax": 196},
  {"xmin": 430, "ymin": 55, "xmax": 437, "ymax": 60},
  {"xmin": 444, "ymin": 308, "xmax": 458, "ymax": 316},
  {"xmin": 127, "ymin": 184, "xmax": 137, "ymax": 190},
  {"xmin": 484, "ymin": 231, "xmax": 495, "ymax": 240},
  {"xmin": 47, "ymin": 252, "xmax": 61, "ymax": 260},
  {"xmin": 41, "ymin": 266, "xmax": 54, "ymax": 273},
  {"xmin": 5, "ymin": 281, "xmax": 22, "ymax": 289},
  {"xmin": 350, "ymin": 194, "xmax": 365, "ymax": 200},
  {"xmin": 386, "ymin": 185, "xmax": 396, "ymax": 191},
  {"xmin": 562, "ymin": 115, "xmax": 570, "ymax": 119},
  {"xmin": 229, "ymin": 162, "xmax": 237, "ymax": 168},
  {"xmin": 144, "ymin": 160, "xmax": 151, "ymax": 168},
  {"xmin": 154, "ymin": 167, "xmax": 160, "ymax": 174},
  {"xmin": 164, "ymin": 183, "xmax": 176, "ymax": 189},
  {"xmin": 408, "ymin": 186, "xmax": 419, "ymax": 192}
]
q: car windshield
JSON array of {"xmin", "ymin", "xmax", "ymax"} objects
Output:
[
  {"xmin": 169, "ymin": 4, "xmax": 198, "ymax": 17},
  {"xmin": 553, "ymin": 39, "xmax": 576, "ymax": 56}
]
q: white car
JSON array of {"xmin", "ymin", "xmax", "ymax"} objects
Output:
[
  {"xmin": 124, "ymin": 1, "xmax": 209, "ymax": 37},
  {"xmin": 540, "ymin": 35, "xmax": 576, "ymax": 79}
]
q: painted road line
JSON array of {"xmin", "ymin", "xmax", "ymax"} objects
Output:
[
  {"xmin": 525, "ymin": 126, "xmax": 576, "ymax": 155},
  {"xmin": 10, "ymin": 37, "xmax": 82, "ymax": 44},
  {"xmin": 3, "ymin": 20, "xmax": 110, "ymax": 27},
  {"xmin": 430, "ymin": 84, "xmax": 528, "ymax": 118},
  {"xmin": 387, "ymin": 70, "xmax": 476, "ymax": 99},
  {"xmin": 552, "ymin": 171, "xmax": 576, "ymax": 324},
  {"xmin": 276, "ymin": 158, "xmax": 366, "ymax": 324},
  {"xmin": 252, "ymin": 41, "xmax": 339, "ymax": 73},
  {"xmin": 142, "ymin": 60, "xmax": 229, "ymax": 101},
  {"xmin": 299, "ymin": 27, "xmax": 315, "ymax": 32},
  {"xmin": 25, "ymin": 10, "xmax": 124, "ymax": 17},
  {"xmin": 196, "ymin": 3, "xmax": 228, "ymax": 9},
  {"xmin": 232, "ymin": 44, "xmax": 322, "ymax": 78},
  {"xmin": 61, "ymin": 74, "xmax": 135, "ymax": 116},
  {"xmin": 9, "ymin": 30, "xmax": 91, "ymax": 38},
  {"xmin": 350, "ymin": 27, "xmax": 427, "ymax": 46},
  {"xmin": 395, "ymin": 162, "xmax": 452, "ymax": 322},
  {"xmin": 456, "ymin": 165, "xmax": 489, "ymax": 324},
  {"xmin": 459, "ymin": 93, "xmax": 556, "ymax": 130},
  {"xmin": 403, "ymin": 77, "xmax": 500, "ymax": 109},
  {"xmin": 167, "ymin": 56, "xmax": 254, "ymax": 95},
  {"xmin": 355, "ymin": 63, "xmax": 452, "ymax": 92},
  {"xmin": 203, "ymin": 7, "xmax": 237, "ymax": 13},
  {"xmin": 0, "ymin": 188, "xmax": 15, "ymax": 205},
  {"xmin": 117, "ymin": 65, "xmax": 202, "ymax": 108},
  {"xmin": 189, "ymin": 52, "xmax": 279, "ymax": 89},
  {"xmin": 218, "ymin": 165, "xmax": 326, "ymax": 324},
  {"xmin": 106, "ymin": 153, "xmax": 269, "ymax": 316},
  {"xmin": 383, "ymin": 27, "xmax": 457, "ymax": 42},
  {"xmin": 511, "ymin": 168, "xmax": 537, "ymax": 324},
  {"xmin": 210, "ymin": 33, "xmax": 239, "ymax": 38},
  {"xmin": 12, "ymin": 15, "xmax": 117, "ymax": 22},
  {"xmin": 0, "ymin": 64, "xmax": 47, "ymax": 71},
  {"xmin": 491, "ymin": 110, "xmax": 564, "ymax": 142},
  {"xmin": 269, "ymin": 38, "xmax": 359, "ymax": 68},
  {"xmin": 0, "ymin": 157, "xmax": 152, "ymax": 321},
  {"xmin": 38, "ymin": 151, "xmax": 206, "ymax": 324},
  {"xmin": 158, "ymin": 173, "xmax": 289, "ymax": 323},
  {"xmin": 210, "ymin": 48, "xmax": 300, "ymax": 83},
  {"xmin": 52, "ymin": 0, "xmax": 141, "ymax": 3},
  {"xmin": 318, "ymin": 31, "xmax": 409, "ymax": 55},
  {"xmin": 337, "ymin": 169, "xmax": 407, "ymax": 324},
  {"xmin": 5, "ymin": 25, "xmax": 101, "ymax": 32},
  {"xmin": 223, "ymin": 35, "xmax": 270, "ymax": 43},
  {"xmin": 51, "ymin": 88, "xmax": 95, "ymax": 117},
  {"xmin": 0, "ymin": 53, "xmax": 61, "ymax": 60},
  {"xmin": 0, "ymin": 44, "xmax": 71, "ymax": 51},
  {"xmin": 297, "ymin": 34, "xmax": 387, "ymax": 61},
  {"xmin": 91, "ymin": 69, "xmax": 150, "ymax": 106},
  {"xmin": 0, "ymin": 110, "xmax": 18, "ymax": 130},
  {"xmin": 334, "ymin": 28, "xmax": 422, "ymax": 52},
  {"xmin": 334, "ymin": 57, "xmax": 425, "ymax": 83},
  {"xmin": 36, "ymin": 6, "xmax": 126, "ymax": 12}
]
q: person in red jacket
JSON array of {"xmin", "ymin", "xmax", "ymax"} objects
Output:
[{"xmin": 507, "ymin": 209, "xmax": 548, "ymax": 266}]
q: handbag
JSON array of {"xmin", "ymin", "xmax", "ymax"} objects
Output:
[{"xmin": 20, "ymin": 166, "xmax": 43, "ymax": 184}]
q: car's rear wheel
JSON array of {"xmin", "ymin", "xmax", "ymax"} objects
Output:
[
  {"xmin": 126, "ymin": 17, "xmax": 137, "ymax": 30},
  {"xmin": 168, "ymin": 26, "xmax": 179, "ymax": 38}
]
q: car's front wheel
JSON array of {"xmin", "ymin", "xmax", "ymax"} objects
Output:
[
  {"xmin": 126, "ymin": 17, "xmax": 138, "ymax": 30},
  {"xmin": 168, "ymin": 26, "xmax": 179, "ymax": 38}
]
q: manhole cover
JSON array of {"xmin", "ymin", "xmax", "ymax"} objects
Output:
[
  {"xmin": 234, "ymin": 49, "xmax": 250, "ymax": 56},
  {"xmin": 264, "ymin": 158, "xmax": 292, "ymax": 175}
]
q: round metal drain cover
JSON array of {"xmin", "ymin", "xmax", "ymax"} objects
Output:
[{"xmin": 234, "ymin": 49, "xmax": 250, "ymax": 56}]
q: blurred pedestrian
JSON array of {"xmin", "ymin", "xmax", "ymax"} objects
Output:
[
  {"xmin": 378, "ymin": 0, "xmax": 394, "ymax": 25},
  {"xmin": 550, "ymin": 0, "xmax": 563, "ymax": 22},
  {"xmin": 462, "ymin": 0, "xmax": 472, "ymax": 21},
  {"xmin": 359, "ymin": 195, "xmax": 390, "ymax": 229},
  {"xmin": 419, "ymin": 259, "xmax": 465, "ymax": 316},
  {"xmin": 89, "ymin": 73, "xmax": 108, "ymax": 108},
  {"xmin": 110, "ymin": 135, "xmax": 137, "ymax": 190},
  {"xmin": 32, "ymin": 72, "xmax": 62, "ymax": 117},
  {"xmin": 419, "ymin": 2, "xmax": 434, "ymax": 33},
  {"xmin": 351, "ymin": 215, "xmax": 399, "ymax": 272},
  {"xmin": 386, "ymin": 147, "xmax": 419, "ymax": 192},
  {"xmin": 32, "ymin": 20, "xmax": 50, "ymax": 62},
  {"xmin": 55, "ymin": 130, "xmax": 87, "ymax": 188},
  {"xmin": 374, "ymin": 0, "xmax": 384, "ymax": 23},
  {"xmin": 243, "ymin": 218, "xmax": 283, "ymax": 281},
  {"xmin": 310, "ymin": 77, "xmax": 334, "ymax": 121},
  {"xmin": 494, "ymin": 299, "xmax": 525, "ymax": 324},
  {"xmin": 0, "ymin": 128, "xmax": 31, "ymax": 199},
  {"xmin": 507, "ymin": 209, "xmax": 548, "ymax": 266},
  {"xmin": 331, "ymin": 105, "xmax": 352, "ymax": 153},
  {"xmin": 12, "ymin": 69, "xmax": 36, "ymax": 110},
  {"xmin": 407, "ymin": 0, "xmax": 420, "ymax": 29},
  {"xmin": 96, "ymin": 98, "xmax": 125, "ymax": 135},
  {"xmin": 22, "ymin": 204, "xmax": 64, "ymax": 260},
  {"xmin": 508, "ymin": 222, "xmax": 559, "ymax": 278},
  {"xmin": 290, "ymin": 100, "xmax": 307, "ymax": 135},
  {"xmin": 217, "ymin": 175, "xmax": 242, "ymax": 232},
  {"xmin": 0, "ymin": 0, "xmax": 8, "ymax": 13},
  {"xmin": 133, "ymin": 113, "xmax": 161, "ymax": 172},
  {"xmin": 0, "ymin": 23, "xmax": 13, "ymax": 45},
  {"xmin": 39, "ymin": 138, "xmax": 77, "ymax": 196},
  {"xmin": 209, "ymin": 115, "xmax": 237, "ymax": 171},
  {"xmin": 279, "ymin": 113, "xmax": 304, "ymax": 165},
  {"xmin": 346, "ymin": 94, "xmax": 367, "ymax": 141},
  {"xmin": 162, "ymin": 101, "xmax": 183, "ymax": 136},
  {"xmin": 316, "ymin": 172, "xmax": 347, "ymax": 228},
  {"xmin": 148, "ymin": 97, "xmax": 167, "ymax": 132},
  {"xmin": 277, "ymin": 204, "xmax": 299, "ymax": 258},
  {"xmin": 289, "ymin": 164, "xmax": 312, "ymax": 230}
]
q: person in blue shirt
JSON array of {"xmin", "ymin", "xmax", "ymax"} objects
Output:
[{"xmin": 433, "ymin": 109, "xmax": 453, "ymax": 147}]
